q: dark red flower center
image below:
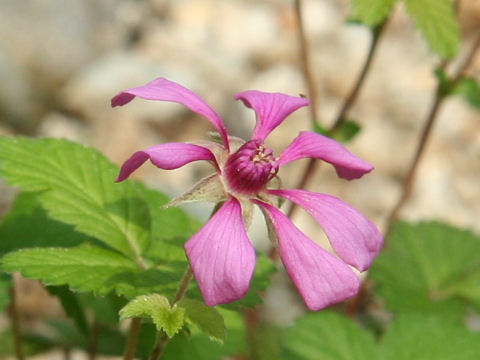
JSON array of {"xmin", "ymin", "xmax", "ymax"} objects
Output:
[{"xmin": 224, "ymin": 140, "xmax": 279, "ymax": 196}]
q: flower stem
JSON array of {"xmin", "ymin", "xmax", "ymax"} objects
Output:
[
  {"xmin": 386, "ymin": 32, "xmax": 480, "ymax": 232},
  {"xmin": 284, "ymin": 20, "xmax": 388, "ymax": 224},
  {"xmin": 294, "ymin": 0, "xmax": 320, "ymax": 125},
  {"xmin": 8, "ymin": 282, "xmax": 24, "ymax": 360},
  {"xmin": 123, "ymin": 317, "xmax": 142, "ymax": 360},
  {"xmin": 148, "ymin": 266, "xmax": 193, "ymax": 360}
]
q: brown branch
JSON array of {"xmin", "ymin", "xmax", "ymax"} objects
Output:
[
  {"xmin": 331, "ymin": 21, "xmax": 388, "ymax": 132},
  {"xmin": 8, "ymin": 282, "xmax": 25, "ymax": 360},
  {"xmin": 386, "ymin": 32, "xmax": 480, "ymax": 231},
  {"xmin": 294, "ymin": 0, "xmax": 320, "ymax": 124},
  {"xmin": 123, "ymin": 318, "xmax": 142, "ymax": 360}
]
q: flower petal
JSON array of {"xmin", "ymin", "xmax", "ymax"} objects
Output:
[
  {"xmin": 254, "ymin": 200, "xmax": 360, "ymax": 311},
  {"xmin": 185, "ymin": 198, "xmax": 256, "ymax": 306},
  {"xmin": 111, "ymin": 78, "xmax": 229, "ymax": 150},
  {"xmin": 116, "ymin": 143, "xmax": 217, "ymax": 182},
  {"xmin": 235, "ymin": 91, "xmax": 309, "ymax": 141},
  {"xmin": 278, "ymin": 131, "xmax": 373, "ymax": 180},
  {"xmin": 267, "ymin": 189, "xmax": 383, "ymax": 271}
]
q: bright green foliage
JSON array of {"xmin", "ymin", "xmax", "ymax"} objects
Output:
[
  {"xmin": 370, "ymin": 222, "xmax": 480, "ymax": 319},
  {"xmin": 378, "ymin": 315, "xmax": 480, "ymax": 359},
  {"xmin": 1, "ymin": 245, "xmax": 137, "ymax": 295},
  {"xmin": 284, "ymin": 311, "xmax": 376, "ymax": 360},
  {"xmin": 453, "ymin": 77, "xmax": 480, "ymax": 109},
  {"xmin": 179, "ymin": 299, "xmax": 225, "ymax": 343},
  {"xmin": 0, "ymin": 137, "xmax": 151, "ymax": 260},
  {"xmin": 0, "ymin": 273, "xmax": 10, "ymax": 312},
  {"xmin": 120, "ymin": 294, "xmax": 185, "ymax": 337},
  {"xmin": 404, "ymin": 0, "xmax": 460, "ymax": 59},
  {"xmin": 162, "ymin": 309, "xmax": 246, "ymax": 360},
  {"xmin": 0, "ymin": 192, "xmax": 94, "ymax": 256},
  {"xmin": 350, "ymin": 0, "xmax": 397, "ymax": 26}
]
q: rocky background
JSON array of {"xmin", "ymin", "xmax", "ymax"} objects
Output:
[{"xmin": 0, "ymin": 0, "xmax": 479, "ymax": 358}]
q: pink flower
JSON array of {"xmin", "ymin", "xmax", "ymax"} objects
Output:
[{"xmin": 112, "ymin": 78, "xmax": 383, "ymax": 311}]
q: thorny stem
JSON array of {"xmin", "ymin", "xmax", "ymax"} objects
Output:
[
  {"xmin": 294, "ymin": 0, "xmax": 320, "ymax": 125},
  {"xmin": 386, "ymin": 32, "xmax": 480, "ymax": 232},
  {"xmin": 9, "ymin": 282, "xmax": 25, "ymax": 360}
]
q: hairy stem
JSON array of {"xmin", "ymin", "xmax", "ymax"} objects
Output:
[
  {"xmin": 123, "ymin": 318, "xmax": 142, "ymax": 360},
  {"xmin": 9, "ymin": 282, "xmax": 24, "ymax": 360},
  {"xmin": 294, "ymin": 0, "xmax": 320, "ymax": 125}
]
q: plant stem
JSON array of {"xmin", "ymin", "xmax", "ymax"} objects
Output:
[
  {"xmin": 123, "ymin": 317, "xmax": 142, "ymax": 360},
  {"xmin": 294, "ymin": 0, "xmax": 320, "ymax": 125},
  {"xmin": 284, "ymin": 20, "xmax": 388, "ymax": 223},
  {"xmin": 386, "ymin": 32, "xmax": 480, "ymax": 232},
  {"xmin": 148, "ymin": 266, "xmax": 193, "ymax": 360},
  {"xmin": 331, "ymin": 21, "xmax": 387, "ymax": 133},
  {"xmin": 8, "ymin": 282, "xmax": 24, "ymax": 360}
]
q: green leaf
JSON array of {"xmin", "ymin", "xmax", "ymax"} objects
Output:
[
  {"xmin": 330, "ymin": 119, "xmax": 362, "ymax": 143},
  {"xmin": 284, "ymin": 311, "xmax": 376, "ymax": 360},
  {"xmin": 179, "ymin": 299, "xmax": 225, "ymax": 342},
  {"xmin": 370, "ymin": 221, "xmax": 480, "ymax": 319},
  {"xmin": 453, "ymin": 77, "xmax": 480, "ymax": 109},
  {"xmin": 120, "ymin": 294, "xmax": 185, "ymax": 337},
  {"xmin": 404, "ymin": 0, "xmax": 460, "ymax": 59},
  {"xmin": 162, "ymin": 308, "xmax": 246, "ymax": 360},
  {"xmin": 350, "ymin": 0, "xmax": 397, "ymax": 26},
  {"xmin": 119, "ymin": 293, "xmax": 170, "ymax": 319},
  {"xmin": 154, "ymin": 304, "xmax": 185, "ymax": 338},
  {"xmin": 1, "ymin": 245, "xmax": 137, "ymax": 295},
  {"xmin": 379, "ymin": 315, "xmax": 480, "ymax": 359},
  {"xmin": 0, "ymin": 192, "xmax": 94, "ymax": 256},
  {"xmin": 46, "ymin": 285, "xmax": 89, "ymax": 336},
  {"xmin": 0, "ymin": 273, "xmax": 11, "ymax": 312},
  {"xmin": 0, "ymin": 137, "xmax": 151, "ymax": 261}
]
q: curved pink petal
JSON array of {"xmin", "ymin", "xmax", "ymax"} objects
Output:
[
  {"xmin": 112, "ymin": 78, "xmax": 229, "ymax": 150},
  {"xmin": 278, "ymin": 131, "xmax": 373, "ymax": 180},
  {"xmin": 235, "ymin": 91, "xmax": 309, "ymax": 141},
  {"xmin": 116, "ymin": 143, "xmax": 217, "ymax": 182},
  {"xmin": 253, "ymin": 200, "xmax": 360, "ymax": 311},
  {"xmin": 185, "ymin": 197, "xmax": 256, "ymax": 306},
  {"xmin": 267, "ymin": 189, "xmax": 383, "ymax": 271}
]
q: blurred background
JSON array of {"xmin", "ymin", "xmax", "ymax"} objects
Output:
[{"xmin": 0, "ymin": 0, "xmax": 479, "ymax": 358}]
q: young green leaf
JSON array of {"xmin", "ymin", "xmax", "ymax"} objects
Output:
[
  {"xmin": 350, "ymin": 0, "xmax": 397, "ymax": 27},
  {"xmin": 379, "ymin": 315, "xmax": 480, "ymax": 359},
  {"xmin": 120, "ymin": 294, "xmax": 185, "ymax": 337},
  {"xmin": 1, "ymin": 245, "xmax": 137, "ymax": 295},
  {"xmin": 453, "ymin": 77, "xmax": 480, "ymax": 109},
  {"xmin": 179, "ymin": 299, "xmax": 225, "ymax": 343},
  {"xmin": 119, "ymin": 294, "xmax": 170, "ymax": 319},
  {"xmin": 404, "ymin": 0, "xmax": 460, "ymax": 59},
  {"xmin": 153, "ymin": 304, "xmax": 185, "ymax": 338},
  {"xmin": 0, "ymin": 137, "xmax": 151, "ymax": 263},
  {"xmin": 284, "ymin": 311, "xmax": 376, "ymax": 360},
  {"xmin": 370, "ymin": 222, "xmax": 480, "ymax": 319}
]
